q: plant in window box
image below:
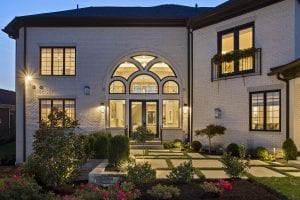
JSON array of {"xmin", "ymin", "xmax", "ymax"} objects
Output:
[{"xmin": 212, "ymin": 47, "xmax": 258, "ymax": 66}]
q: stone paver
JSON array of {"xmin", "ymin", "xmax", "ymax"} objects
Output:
[
  {"xmin": 156, "ymin": 170, "xmax": 171, "ymax": 179},
  {"xmin": 170, "ymin": 159, "xmax": 190, "ymax": 167},
  {"xmin": 288, "ymin": 160, "xmax": 300, "ymax": 165},
  {"xmin": 192, "ymin": 159, "xmax": 223, "ymax": 168},
  {"xmin": 286, "ymin": 172, "xmax": 300, "ymax": 177},
  {"xmin": 248, "ymin": 167, "xmax": 285, "ymax": 177},
  {"xmin": 205, "ymin": 155, "xmax": 222, "ymax": 159},
  {"xmin": 148, "ymin": 152, "xmax": 184, "ymax": 156},
  {"xmin": 201, "ymin": 170, "xmax": 229, "ymax": 179},
  {"xmin": 187, "ymin": 153, "xmax": 205, "ymax": 158},
  {"xmin": 273, "ymin": 167, "xmax": 299, "ymax": 171},
  {"xmin": 136, "ymin": 159, "xmax": 168, "ymax": 169},
  {"xmin": 130, "ymin": 149, "xmax": 144, "ymax": 156},
  {"xmin": 148, "ymin": 150, "xmax": 170, "ymax": 152},
  {"xmin": 249, "ymin": 160, "xmax": 269, "ymax": 166},
  {"xmin": 270, "ymin": 162, "xmax": 284, "ymax": 166}
]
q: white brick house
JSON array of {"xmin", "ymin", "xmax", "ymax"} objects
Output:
[{"xmin": 3, "ymin": 0, "xmax": 300, "ymax": 164}]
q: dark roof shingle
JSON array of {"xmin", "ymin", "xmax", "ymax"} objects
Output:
[{"xmin": 0, "ymin": 89, "xmax": 16, "ymax": 105}]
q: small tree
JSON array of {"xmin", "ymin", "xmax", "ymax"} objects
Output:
[
  {"xmin": 195, "ymin": 124, "xmax": 226, "ymax": 154},
  {"xmin": 131, "ymin": 126, "xmax": 155, "ymax": 158}
]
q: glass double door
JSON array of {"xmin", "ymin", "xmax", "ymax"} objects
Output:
[{"xmin": 129, "ymin": 100, "xmax": 158, "ymax": 137}]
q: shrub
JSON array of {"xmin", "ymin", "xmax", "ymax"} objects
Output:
[
  {"xmin": 282, "ymin": 138, "xmax": 298, "ymax": 161},
  {"xmin": 167, "ymin": 161, "xmax": 194, "ymax": 184},
  {"xmin": 252, "ymin": 147, "xmax": 270, "ymax": 160},
  {"xmin": 226, "ymin": 143, "xmax": 240, "ymax": 157},
  {"xmin": 173, "ymin": 139, "xmax": 183, "ymax": 149},
  {"xmin": 163, "ymin": 141, "xmax": 174, "ymax": 149},
  {"xmin": 92, "ymin": 131, "xmax": 111, "ymax": 159},
  {"xmin": 108, "ymin": 135, "xmax": 129, "ymax": 166},
  {"xmin": 147, "ymin": 184, "xmax": 180, "ymax": 200},
  {"xmin": 127, "ymin": 162, "xmax": 156, "ymax": 185},
  {"xmin": 221, "ymin": 145, "xmax": 249, "ymax": 179},
  {"xmin": 191, "ymin": 141, "xmax": 202, "ymax": 152},
  {"xmin": 200, "ymin": 180, "xmax": 233, "ymax": 195}
]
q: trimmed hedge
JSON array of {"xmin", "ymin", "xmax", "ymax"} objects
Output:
[
  {"xmin": 191, "ymin": 141, "xmax": 202, "ymax": 152},
  {"xmin": 226, "ymin": 143, "xmax": 240, "ymax": 157},
  {"xmin": 282, "ymin": 138, "xmax": 298, "ymax": 160},
  {"xmin": 108, "ymin": 135, "xmax": 129, "ymax": 166}
]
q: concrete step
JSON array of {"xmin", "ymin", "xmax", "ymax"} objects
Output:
[
  {"xmin": 130, "ymin": 140, "xmax": 162, "ymax": 145},
  {"xmin": 130, "ymin": 144, "xmax": 163, "ymax": 150}
]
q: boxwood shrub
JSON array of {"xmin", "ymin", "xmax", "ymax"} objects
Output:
[
  {"xmin": 108, "ymin": 135, "xmax": 129, "ymax": 166},
  {"xmin": 252, "ymin": 147, "xmax": 270, "ymax": 160},
  {"xmin": 226, "ymin": 143, "xmax": 240, "ymax": 157},
  {"xmin": 282, "ymin": 138, "xmax": 298, "ymax": 160},
  {"xmin": 191, "ymin": 141, "xmax": 202, "ymax": 152}
]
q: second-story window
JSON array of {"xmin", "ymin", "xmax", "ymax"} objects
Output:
[
  {"xmin": 218, "ymin": 23, "xmax": 254, "ymax": 76},
  {"xmin": 40, "ymin": 47, "xmax": 76, "ymax": 76}
]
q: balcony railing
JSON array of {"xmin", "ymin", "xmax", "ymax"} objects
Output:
[{"xmin": 211, "ymin": 48, "xmax": 262, "ymax": 81}]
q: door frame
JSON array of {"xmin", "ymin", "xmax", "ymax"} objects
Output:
[{"xmin": 129, "ymin": 100, "xmax": 159, "ymax": 138}]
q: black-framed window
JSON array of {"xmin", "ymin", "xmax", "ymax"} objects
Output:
[
  {"xmin": 39, "ymin": 99, "xmax": 76, "ymax": 126},
  {"xmin": 40, "ymin": 47, "xmax": 76, "ymax": 76},
  {"xmin": 250, "ymin": 90, "xmax": 281, "ymax": 131},
  {"xmin": 218, "ymin": 22, "xmax": 254, "ymax": 76}
]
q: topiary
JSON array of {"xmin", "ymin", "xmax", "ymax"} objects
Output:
[
  {"xmin": 282, "ymin": 138, "xmax": 298, "ymax": 161},
  {"xmin": 92, "ymin": 131, "xmax": 111, "ymax": 159},
  {"xmin": 226, "ymin": 143, "xmax": 240, "ymax": 157},
  {"xmin": 173, "ymin": 139, "xmax": 183, "ymax": 149},
  {"xmin": 252, "ymin": 147, "xmax": 270, "ymax": 160},
  {"xmin": 191, "ymin": 141, "xmax": 202, "ymax": 152},
  {"xmin": 108, "ymin": 135, "xmax": 130, "ymax": 166}
]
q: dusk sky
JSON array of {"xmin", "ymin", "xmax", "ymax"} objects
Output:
[{"xmin": 0, "ymin": 0, "xmax": 227, "ymax": 91}]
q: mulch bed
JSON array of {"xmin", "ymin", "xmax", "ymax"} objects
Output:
[{"xmin": 140, "ymin": 179, "xmax": 283, "ymax": 200}]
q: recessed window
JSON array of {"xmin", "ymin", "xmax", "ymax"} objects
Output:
[
  {"xmin": 40, "ymin": 47, "xmax": 76, "ymax": 76},
  {"xmin": 110, "ymin": 81, "xmax": 125, "ymax": 93},
  {"xmin": 163, "ymin": 100, "xmax": 179, "ymax": 128},
  {"xmin": 130, "ymin": 75, "xmax": 158, "ymax": 94},
  {"xmin": 40, "ymin": 99, "xmax": 76, "ymax": 126},
  {"xmin": 109, "ymin": 100, "xmax": 125, "ymax": 128},
  {"xmin": 149, "ymin": 62, "xmax": 175, "ymax": 80},
  {"xmin": 113, "ymin": 62, "xmax": 139, "ymax": 80},
  {"xmin": 250, "ymin": 90, "xmax": 281, "ymax": 131},
  {"xmin": 163, "ymin": 81, "xmax": 179, "ymax": 94},
  {"xmin": 132, "ymin": 55, "xmax": 156, "ymax": 68}
]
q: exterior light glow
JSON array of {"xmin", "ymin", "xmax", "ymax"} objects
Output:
[
  {"xmin": 100, "ymin": 103, "xmax": 105, "ymax": 113},
  {"xmin": 25, "ymin": 75, "xmax": 32, "ymax": 82},
  {"xmin": 183, "ymin": 104, "xmax": 189, "ymax": 114}
]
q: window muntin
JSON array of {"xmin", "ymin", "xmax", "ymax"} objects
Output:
[
  {"xmin": 110, "ymin": 81, "xmax": 125, "ymax": 93},
  {"xmin": 40, "ymin": 47, "xmax": 76, "ymax": 76},
  {"xmin": 40, "ymin": 99, "xmax": 76, "ymax": 126},
  {"xmin": 163, "ymin": 100, "xmax": 179, "ymax": 128},
  {"xmin": 113, "ymin": 62, "xmax": 139, "ymax": 80},
  {"xmin": 163, "ymin": 81, "xmax": 179, "ymax": 94},
  {"xmin": 250, "ymin": 91, "xmax": 280, "ymax": 131},
  {"xmin": 132, "ymin": 55, "xmax": 156, "ymax": 68},
  {"xmin": 149, "ymin": 62, "xmax": 175, "ymax": 80},
  {"xmin": 109, "ymin": 100, "xmax": 125, "ymax": 128},
  {"xmin": 219, "ymin": 23, "xmax": 254, "ymax": 75},
  {"xmin": 130, "ymin": 75, "xmax": 158, "ymax": 94}
]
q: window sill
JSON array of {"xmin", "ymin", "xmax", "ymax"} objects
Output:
[{"xmin": 213, "ymin": 71, "xmax": 261, "ymax": 81}]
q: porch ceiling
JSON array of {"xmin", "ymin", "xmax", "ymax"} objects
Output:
[{"xmin": 268, "ymin": 59, "xmax": 300, "ymax": 80}]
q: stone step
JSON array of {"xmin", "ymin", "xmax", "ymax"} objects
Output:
[
  {"xmin": 130, "ymin": 144, "xmax": 163, "ymax": 149},
  {"xmin": 130, "ymin": 140, "xmax": 162, "ymax": 145}
]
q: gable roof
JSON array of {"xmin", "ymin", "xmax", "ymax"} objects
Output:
[
  {"xmin": 268, "ymin": 59, "xmax": 300, "ymax": 80},
  {"xmin": 3, "ymin": 0, "xmax": 285, "ymax": 38},
  {"xmin": 0, "ymin": 89, "xmax": 16, "ymax": 106}
]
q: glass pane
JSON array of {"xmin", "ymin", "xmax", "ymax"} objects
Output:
[
  {"xmin": 221, "ymin": 33, "xmax": 234, "ymax": 74},
  {"xmin": 266, "ymin": 92, "xmax": 280, "ymax": 130},
  {"xmin": 52, "ymin": 100, "xmax": 64, "ymax": 126},
  {"xmin": 40, "ymin": 100, "xmax": 52, "ymax": 124},
  {"xmin": 149, "ymin": 62, "xmax": 175, "ymax": 79},
  {"xmin": 113, "ymin": 62, "xmax": 139, "ymax": 79},
  {"xmin": 64, "ymin": 48, "xmax": 76, "ymax": 75},
  {"xmin": 53, "ymin": 48, "xmax": 64, "ymax": 75},
  {"xmin": 251, "ymin": 93, "xmax": 264, "ymax": 130},
  {"xmin": 65, "ymin": 100, "xmax": 75, "ymax": 121},
  {"xmin": 130, "ymin": 75, "xmax": 158, "ymax": 93},
  {"xmin": 109, "ymin": 100, "xmax": 125, "ymax": 128},
  {"xmin": 146, "ymin": 102, "xmax": 157, "ymax": 135},
  {"xmin": 110, "ymin": 81, "xmax": 125, "ymax": 93},
  {"xmin": 163, "ymin": 100, "xmax": 179, "ymax": 128},
  {"xmin": 163, "ymin": 81, "xmax": 179, "ymax": 94},
  {"xmin": 239, "ymin": 27, "xmax": 253, "ymax": 71},
  {"xmin": 132, "ymin": 55, "xmax": 155, "ymax": 68},
  {"xmin": 41, "ymin": 48, "xmax": 52, "ymax": 75},
  {"xmin": 131, "ymin": 102, "xmax": 142, "ymax": 131}
]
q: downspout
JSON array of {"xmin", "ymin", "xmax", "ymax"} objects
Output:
[
  {"xmin": 277, "ymin": 73, "xmax": 289, "ymax": 139},
  {"xmin": 23, "ymin": 27, "xmax": 27, "ymax": 162}
]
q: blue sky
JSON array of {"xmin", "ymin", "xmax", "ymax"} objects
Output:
[{"xmin": 0, "ymin": 0, "xmax": 226, "ymax": 91}]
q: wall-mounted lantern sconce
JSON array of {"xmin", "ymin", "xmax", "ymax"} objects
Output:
[
  {"xmin": 214, "ymin": 108, "xmax": 222, "ymax": 119},
  {"xmin": 183, "ymin": 103, "xmax": 189, "ymax": 114},
  {"xmin": 25, "ymin": 75, "xmax": 32, "ymax": 82},
  {"xmin": 100, "ymin": 103, "xmax": 105, "ymax": 113},
  {"xmin": 84, "ymin": 86, "xmax": 90, "ymax": 95}
]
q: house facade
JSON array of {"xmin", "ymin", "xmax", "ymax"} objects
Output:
[{"xmin": 3, "ymin": 0, "xmax": 300, "ymax": 164}]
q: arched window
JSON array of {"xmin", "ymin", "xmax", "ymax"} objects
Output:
[
  {"xmin": 163, "ymin": 81, "xmax": 179, "ymax": 94},
  {"xmin": 149, "ymin": 62, "xmax": 175, "ymax": 80},
  {"xmin": 110, "ymin": 80, "xmax": 125, "ymax": 93},
  {"xmin": 113, "ymin": 62, "xmax": 139, "ymax": 79},
  {"xmin": 130, "ymin": 75, "xmax": 158, "ymax": 93},
  {"xmin": 132, "ymin": 55, "xmax": 156, "ymax": 68}
]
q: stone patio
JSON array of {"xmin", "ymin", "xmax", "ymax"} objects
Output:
[
  {"xmin": 200, "ymin": 170, "xmax": 229, "ymax": 179},
  {"xmin": 249, "ymin": 160, "xmax": 270, "ymax": 166},
  {"xmin": 248, "ymin": 167, "xmax": 286, "ymax": 177},
  {"xmin": 136, "ymin": 158, "xmax": 169, "ymax": 169},
  {"xmin": 187, "ymin": 153, "xmax": 205, "ymax": 158}
]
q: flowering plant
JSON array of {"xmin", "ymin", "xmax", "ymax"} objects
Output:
[{"xmin": 200, "ymin": 180, "xmax": 233, "ymax": 195}]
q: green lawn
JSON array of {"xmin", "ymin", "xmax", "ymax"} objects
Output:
[
  {"xmin": 253, "ymin": 177, "xmax": 300, "ymax": 200},
  {"xmin": 0, "ymin": 142, "xmax": 15, "ymax": 158}
]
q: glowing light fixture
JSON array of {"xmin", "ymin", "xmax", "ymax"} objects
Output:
[
  {"xmin": 100, "ymin": 103, "xmax": 105, "ymax": 113},
  {"xmin": 25, "ymin": 75, "xmax": 32, "ymax": 82},
  {"xmin": 183, "ymin": 104, "xmax": 189, "ymax": 114}
]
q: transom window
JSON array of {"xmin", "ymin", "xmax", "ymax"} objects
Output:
[
  {"xmin": 163, "ymin": 81, "xmax": 179, "ymax": 94},
  {"xmin": 149, "ymin": 62, "xmax": 175, "ymax": 80},
  {"xmin": 132, "ymin": 55, "xmax": 156, "ymax": 68},
  {"xmin": 130, "ymin": 75, "xmax": 158, "ymax": 94},
  {"xmin": 40, "ymin": 47, "xmax": 76, "ymax": 76},
  {"xmin": 250, "ymin": 90, "xmax": 281, "ymax": 131},
  {"xmin": 113, "ymin": 62, "xmax": 139, "ymax": 80},
  {"xmin": 110, "ymin": 81, "xmax": 125, "ymax": 93}
]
